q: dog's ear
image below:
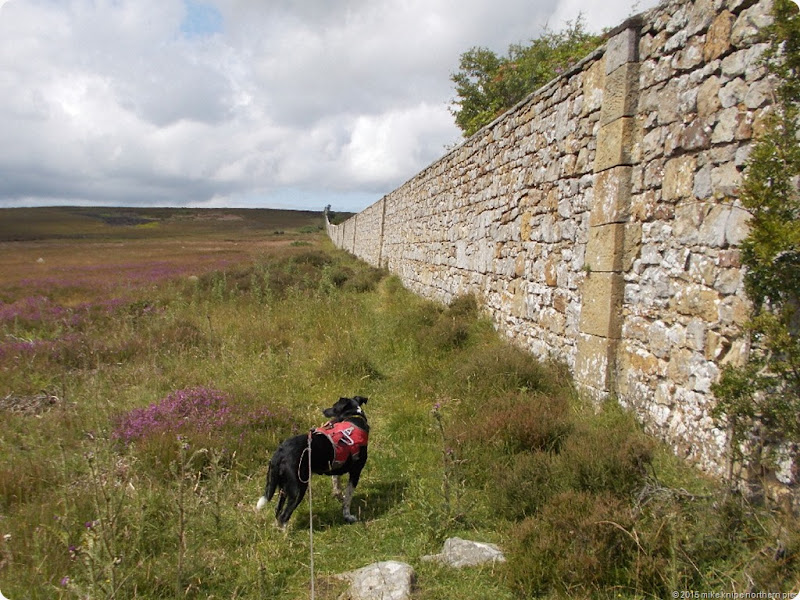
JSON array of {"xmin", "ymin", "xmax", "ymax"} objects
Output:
[{"xmin": 354, "ymin": 396, "xmax": 368, "ymax": 405}]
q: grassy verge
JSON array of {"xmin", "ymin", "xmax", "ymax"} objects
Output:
[{"xmin": 0, "ymin": 222, "xmax": 797, "ymax": 599}]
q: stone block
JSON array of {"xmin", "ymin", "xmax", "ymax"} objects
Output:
[
  {"xmin": 623, "ymin": 222, "xmax": 642, "ymax": 272},
  {"xmin": 725, "ymin": 206, "xmax": 751, "ymax": 246},
  {"xmin": 586, "ymin": 223, "xmax": 625, "ymax": 272},
  {"xmin": 619, "ymin": 345, "xmax": 662, "ymax": 378},
  {"xmin": 670, "ymin": 286, "xmax": 720, "ymax": 322},
  {"xmin": 711, "ymin": 162, "xmax": 742, "ymax": 197},
  {"xmin": 697, "ymin": 76, "xmax": 721, "ymax": 118},
  {"xmin": 679, "ymin": 120, "xmax": 712, "ymax": 152},
  {"xmin": 673, "ymin": 38, "xmax": 705, "ymax": 71},
  {"xmin": 590, "ymin": 166, "xmax": 632, "ymax": 226},
  {"xmin": 582, "ymin": 58, "xmax": 606, "ymax": 114},
  {"xmin": 719, "ymin": 294, "xmax": 751, "ymax": 326},
  {"xmin": 600, "ymin": 63, "xmax": 640, "ymax": 126},
  {"xmin": 667, "ymin": 348, "xmax": 693, "ymax": 385},
  {"xmin": 544, "ymin": 253, "xmax": 560, "ymax": 286},
  {"xmin": 595, "ymin": 118, "xmax": 637, "ymax": 172},
  {"xmin": 663, "ymin": 155, "xmax": 696, "ymax": 201},
  {"xmin": 575, "ymin": 333, "xmax": 617, "ymax": 393},
  {"xmin": 732, "ymin": 1, "xmax": 774, "ymax": 49},
  {"xmin": 606, "ymin": 27, "xmax": 640, "ymax": 75},
  {"xmin": 579, "ymin": 272, "xmax": 625, "ymax": 338}
]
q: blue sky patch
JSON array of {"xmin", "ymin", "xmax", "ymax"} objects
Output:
[{"xmin": 181, "ymin": 0, "xmax": 223, "ymax": 37}]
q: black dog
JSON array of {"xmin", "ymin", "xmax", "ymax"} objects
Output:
[{"xmin": 256, "ymin": 396, "xmax": 369, "ymax": 527}]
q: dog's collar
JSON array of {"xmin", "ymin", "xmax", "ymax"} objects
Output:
[
  {"xmin": 318, "ymin": 413, "xmax": 367, "ymax": 431},
  {"xmin": 333, "ymin": 413, "xmax": 367, "ymax": 427}
]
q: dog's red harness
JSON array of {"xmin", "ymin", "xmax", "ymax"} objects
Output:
[{"xmin": 313, "ymin": 420, "xmax": 369, "ymax": 472}]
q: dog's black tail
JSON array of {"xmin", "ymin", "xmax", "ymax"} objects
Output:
[{"xmin": 256, "ymin": 458, "xmax": 278, "ymax": 511}]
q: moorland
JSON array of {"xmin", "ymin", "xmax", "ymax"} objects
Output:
[{"xmin": 0, "ymin": 207, "xmax": 797, "ymax": 599}]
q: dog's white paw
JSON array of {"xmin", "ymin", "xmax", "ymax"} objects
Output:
[{"xmin": 256, "ymin": 496, "xmax": 268, "ymax": 511}]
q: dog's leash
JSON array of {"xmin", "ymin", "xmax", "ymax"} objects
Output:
[{"xmin": 306, "ymin": 431, "xmax": 316, "ymax": 600}]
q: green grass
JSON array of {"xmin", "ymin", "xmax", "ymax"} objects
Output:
[{"xmin": 0, "ymin": 211, "xmax": 798, "ymax": 599}]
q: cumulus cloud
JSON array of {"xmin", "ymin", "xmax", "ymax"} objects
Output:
[{"xmin": 0, "ymin": 0, "xmax": 659, "ymax": 212}]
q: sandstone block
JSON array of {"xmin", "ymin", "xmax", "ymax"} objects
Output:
[
  {"xmin": 606, "ymin": 26, "xmax": 640, "ymax": 75},
  {"xmin": 720, "ymin": 338, "xmax": 749, "ymax": 368},
  {"xmin": 667, "ymin": 347, "xmax": 693, "ymax": 385},
  {"xmin": 553, "ymin": 289, "xmax": 570, "ymax": 314},
  {"xmin": 697, "ymin": 76, "xmax": 721, "ymax": 118},
  {"xmin": 697, "ymin": 205, "xmax": 731, "ymax": 248},
  {"xmin": 631, "ymin": 190, "xmax": 657, "ymax": 221},
  {"xmin": 582, "ymin": 58, "xmax": 606, "ymax": 114},
  {"xmin": 545, "ymin": 308, "xmax": 567, "ymax": 334},
  {"xmin": 579, "ymin": 272, "xmax": 625, "ymax": 338},
  {"xmin": 687, "ymin": 0, "xmax": 716, "ymax": 36},
  {"xmin": 663, "ymin": 155, "xmax": 696, "ymax": 201},
  {"xmin": 623, "ymin": 222, "xmax": 643, "ymax": 272},
  {"xmin": 688, "ymin": 253, "xmax": 717, "ymax": 285},
  {"xmin": 679, "ymin": 119, "xmax": 712, "ymax": 152},
  {"xmin": 719, "ymin": 294, "xmax": 751, "ymax": 326},
  {"xmin": 575, "ymin": 333, "xmax": 617, "ymax": 392},
  {"xmin": 704, "ymin": 10, "xmax": 735, "ymax": 62},
  {"xmin": 671, "ymin": 286, "xmax": 720, "ymax": 321},
  {"xmin": 591, "ymin": 166, "xmax": 632, "ymax": 225},
  {"xmin": 595, "ymin": 118, "xmax": 637, "ymax": 172},
  {"xmin": 720, "ymin": 78, "xmax": 747, "ymax": 108},
  {"xmin": 600, "ymin": 63, "xmax": 640, "ymax": 126},
  {"xmin": 694, "ymin": 164, "xmax": 713, "ymax": 199},
  {"xmin": 722, "ymin": 49, "xmax": 748, "ymax": 78},
  {"xmin": 745, "ymin": 80, "xmax": 773, "ymax": 109},
  {"xmin": 648, "ymin": 320, "xmax": 672, "ymax": 359},
  {"xmin": 587, "ymin": 223, "xmax": 626, "ymax": 272},
  {"xmin": 711, "ymin": 162, "xmax": 742, "ymax": 197},
  {"xmin": 544, "ymin": 254, "xmax": 560, "ymax": 286},
  {"xmin": 620, "ymin": 345, "xmax": 662, "ymax": 378},
  {"xmin": 686, "ymin": 319, "xmax": 706, "ymax": 351}
]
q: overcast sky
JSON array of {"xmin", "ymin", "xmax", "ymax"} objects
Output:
[{"xmin": 0, "ymin": 0, "xmax": 659, "ymax": 213}]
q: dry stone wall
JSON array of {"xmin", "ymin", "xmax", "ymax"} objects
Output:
[{"xmin": 327, "ymin": 0, "xmax": 775, "ymax": 478}]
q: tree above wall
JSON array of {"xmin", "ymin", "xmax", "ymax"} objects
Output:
[{"xmin": 449, "ymin": 17, "xmax": 602, "ymax": 137}]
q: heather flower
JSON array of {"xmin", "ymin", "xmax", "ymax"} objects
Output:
[
  {"xmin": 112, "ymin": 387, "xmax": 233, "ymax": 444},
  {"xmin": 111, "ymin": 386, "xmax": 298, "ymax": 475},
  {"xmin": 0, "ymin": 338, "xmax": 56, "ymax": 362},
  {"xmin": 0, "ymin": 296, "xmax": 52, "ymax": 324}
]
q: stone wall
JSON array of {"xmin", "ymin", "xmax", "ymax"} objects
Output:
[{"xmin": 327, "ymin": 0, "xmax": 775, "ymax": 478}]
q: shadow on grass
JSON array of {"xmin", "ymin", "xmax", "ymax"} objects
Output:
[{"xmin": 292, "ymin": 478, "xmax": 408, "ymax": 531}]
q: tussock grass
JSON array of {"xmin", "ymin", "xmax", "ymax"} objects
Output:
[{"xmin": 0, "ymin": 216, "xmax": 797, "ymax": 598}]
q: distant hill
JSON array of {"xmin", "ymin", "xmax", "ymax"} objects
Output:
[{"xmin": 0, "ymin": 206, "xmax": 353, "ymax": 242}]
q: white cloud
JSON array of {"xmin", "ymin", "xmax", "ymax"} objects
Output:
[
  {"xmin": 0, "ymin": 0, "xmax": 660, "ymax": 212},
  {"xmin": 343, "ymin": 103, "xmax": 457, "ymax": 187}
]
